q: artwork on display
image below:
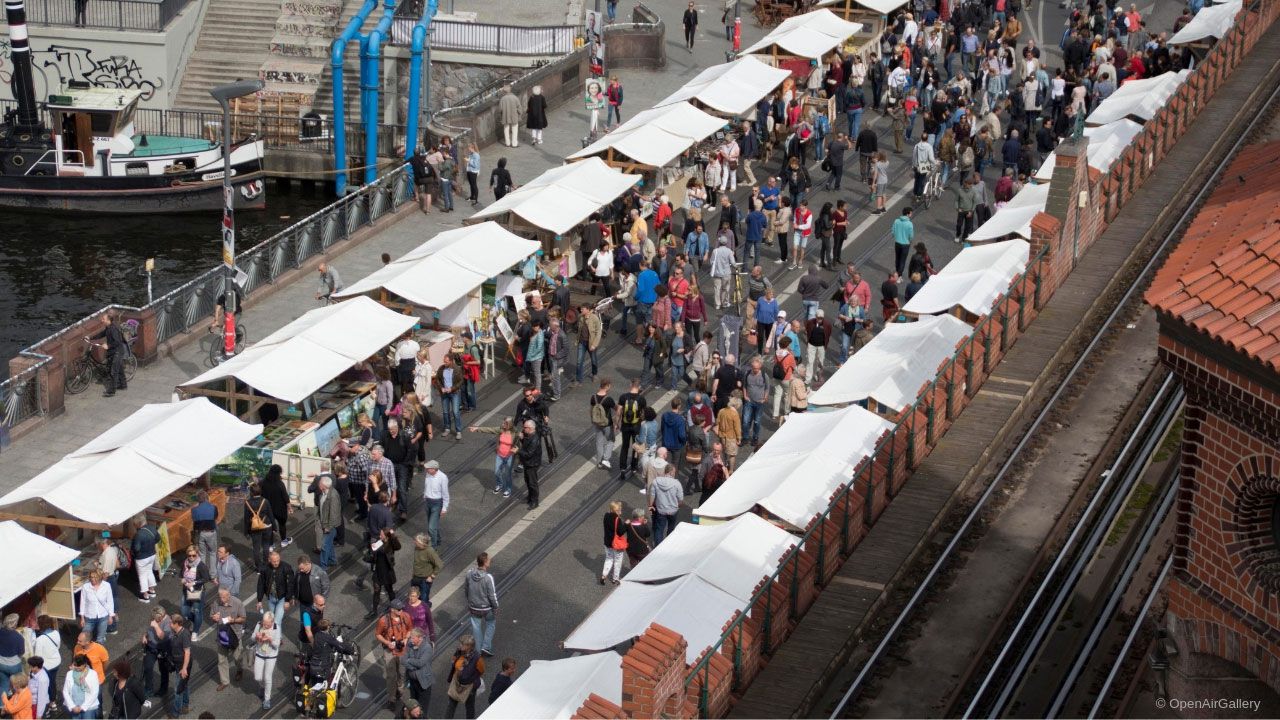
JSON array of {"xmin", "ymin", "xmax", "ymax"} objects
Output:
[
  {"xmin": 494, "ymin": 314, "xmax": 515, "ymax": 345},
  {"xmin": 155, "ymin": 522, "xmax": 173, "ymax": 574}
]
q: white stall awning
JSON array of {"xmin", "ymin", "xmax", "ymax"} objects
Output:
[
  {"xmin": 967, "ymin": 183, "xmax": 1050, "ymax": 242},
  {"xmin": 903, "ymin": 239, "xmax": 1031, "ymax": 317},
  {"xmin": 1034, "ymin": 119, "xmax": 1144, "ymax": 181},
  {"xmin": 1087, "ymin": 70, "xmax": 1190, "ymax": 125},
  {"xmin": 694, "ymin": 405, "xmax": 893, "ymax": 527},
  {"xmin": 815, "ymin": 0, "xmax": 910, "ymax": 14},
  {"xmin": 741, "ymin": 9, "xmax": 864, "ymax": 59},
  {"xmin": 332, "ymin": 222, "xmax": 540, "ymax": 310},
  {"xmin": 655, "ymin": 56, "xmax": 793, "ymax": 117},
  {"xmin": 624, "ymin": 514, "xmax": 797, "ymax": 602},
  {"xmin": 809, "ymin": 314, "xmax": 974, "ymax": 411},
  {"xmin": 0, "ymin": 399, "xmax": 262, "ymax": 526},
  {"xmin": 563, "ymin": 575, "xmax": 744, "ymax": 664},
  {"xmin": 181, "ymin": 296, "xmax": 417, "ymax": 404},
  {"xmin": 479, "ymin": 652, "xmax": 622, "ymax": 720},
  {"xmin": 0, "ymin": 521, "xmax": 81, "ymax": 609},
  {"xmin": 1171, "ymin": 0, "xmax": 1242, "ymax": 44},
  {"xmin": 569, "ymin": 102, "xmax": 727, "ymax": 168},
  {"xmin": 469, "ymin": 158, "xmax": 640, "ymax": 235}
]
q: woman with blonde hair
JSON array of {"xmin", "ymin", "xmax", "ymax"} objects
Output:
[
  {"xmin": 398, "ymin": 391, "xmax": 431, "ymax": 465},
  {"xmin": 251, "ymin": 611, "xmax": 281, "ymax": 710},
  {"xmin": 601, "ymin": 500, "xmax": 628, "ymax": 585},
  {"xmin": 468, "ymin": 417, "xmax": 517, "ymax": 497},
  {"xmin": 412, "ymin": 349, "xmax": 434, "ymax": 410}
]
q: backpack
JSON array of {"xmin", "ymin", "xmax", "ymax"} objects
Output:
[
  {"xmin": 591, "ymin": 397, "xmax": 610, "ymax": 427},
  {"xmin": 621, "ymin": 396, "xmax": 643, "ymax": 426},
  {"xmin": 772, "ymin": 358, "xmax": 787, "ymax": 380},
  {"xmin": 809, "ymin": 322, "xmax": 828, "ymax": 346}
]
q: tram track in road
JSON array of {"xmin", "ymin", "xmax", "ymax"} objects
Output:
[{"xmin": 827, "ymin": 53, "xmax": 1280, "ymax": 720}]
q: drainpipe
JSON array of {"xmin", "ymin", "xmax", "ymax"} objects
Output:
[
  {"xmin": 331, "ymin": 0, "xmax": 380, "ymax": 195},
  {"xmin": 362, "ymin": 0, "xmax": 399, "ymax": 185},
  {"xmin": 405, "ymin": 0, "xmax": 439, "ymax": 167}
]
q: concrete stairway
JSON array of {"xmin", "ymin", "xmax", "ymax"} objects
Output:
[
  {"xmin": 173, "ymin": 0, "xmax": 283, "ymax": 112},
  {"xmin": 310, "ymin": 0, "xmax": 376, "ymax": 123}
]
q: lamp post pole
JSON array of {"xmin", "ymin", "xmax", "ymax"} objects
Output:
[{"xmin": 210, "ymin": 79, "xmax": 265, "ymax": 360}]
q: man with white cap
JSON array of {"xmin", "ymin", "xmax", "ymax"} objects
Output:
[{"xmin": 421, "ymin": 461, "xmax": 450, "ymax": 548}]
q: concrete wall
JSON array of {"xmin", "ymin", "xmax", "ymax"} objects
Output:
[{"xmin": 0, "ymin": 0, "xmax": 208, "ymax": 110}]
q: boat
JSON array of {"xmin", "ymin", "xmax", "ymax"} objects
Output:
[{"xmin": 0, "ymin": 0, "xmax": 267, "ymax": 214}]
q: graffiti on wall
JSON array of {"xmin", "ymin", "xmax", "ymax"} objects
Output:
[{"xmin": 0, "ymin": 40, "xmax": 164, "ymax": 101}]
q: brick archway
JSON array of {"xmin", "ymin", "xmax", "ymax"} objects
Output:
[
  {"xmin": 1224, "ymin": 455, "xmax": 1280, "ymax": 595},
  {"xmin": 1168, "ymin": 604, "xmax": 1280, "ymax": 692}
]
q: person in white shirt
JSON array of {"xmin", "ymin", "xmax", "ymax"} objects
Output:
[
  {"xmin": 78, "ymin": 571, "xmax": 115, "ymax": 644},
  {"xmin": 395, "ymin": 335, "xmax": 421, "ymax": 392},
  {"xmin": 62, "ymin": 655, "xmax": 100, "ymax": 718},
  {"xmin": 902, "ymin": 13, "xmax": 919, "ymax": 46},
  {"xmin": 27, "ymin": 658, "xmax": 50, "ymax": 719},
  {"xmin": 421, "ymin": 460, "xmax": 450, "ymax": 548},
  {"xmin": 32, "ymin": 617, "xmax": 61, "ymax": 692},
  {"xmin": 718, "ymin": 139, "xmax": 739, "ymax": 194}
]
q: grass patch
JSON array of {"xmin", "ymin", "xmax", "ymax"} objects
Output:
[
  {"xmin": 1153, "ymin": 415, "xmax": 1185, "ymax": 463},
  {"xmin": 1106, "ymin": 481, "xmax": 1157, "ymax": 547}
]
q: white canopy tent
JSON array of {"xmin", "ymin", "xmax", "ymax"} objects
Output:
[
  {"xmin": 694, "ymin": 405, "xmax": 893, "ymax": 527},
  {"xmin": 331, "ymin": 222, "xmax": 540, "ymax": 310},
  {"xmin": 479, "ymin": 652, "xmax": 622, "ymax": 720},
  {"xmin": 0, "ymin": 399, "xmax": 262, "ymax": 526},
  {"xmin": 654, "ymin": 56, "xmax": 793, "ymax": 117},
  {"xmin": 1087, "ymin": 70, "xmax": 1191, "ymax": 125},
  {"xmin": 1033, "ymin": 119, "xmax": 1144, "ymax": 181},
  {"xmin": 809, "ymin": 314, "xmax": 974, "ymax": 411},
  {"xmin": 469, "ymin": 158, "xmax": 641, "ymax": 236},
  {"xmin": 563, "ymin": 575, "xmax": 744, "ymax": 664},
  {"xmin": 1171, "ymin": 0, "xmax": 1242, "ymax": 44},
  {"xmin": 568, "ymin": 102, "xmax": 727, "ymax": 168},
  {"xmin": 740, "ymin": 9, "xmax": 864, "ymax": 59},
  {"xmin": 180, "ymin": 296, "xmax": 418, "ymax": 404},
  {"xmin": 815, "ymin": 0, "xmax": 910, "ymax": 14},
  {"xmin": 903, "ymin": 240, "xmax": 1031, "ymax": 317},
  {"xmin": 624, "ymin": 514, "xmax": 797, "ymax": 603},
  {"xmin": 966, "ymin": 183, "xmax": 1050, "ymax": 242},
  {"xmin": 0, "ymin": 521, "xmax": 81, "ymax": 609}
]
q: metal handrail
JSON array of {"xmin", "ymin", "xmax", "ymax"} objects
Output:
[
  {"xmin": 14, "ymin": 0, "xmax": 194, "ymax": 31},
  {"xmin": 388, "ymin": 17, "xmax": 578, "ymax": 55}
]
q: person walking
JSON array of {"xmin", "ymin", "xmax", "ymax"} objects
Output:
[
  {"xmin": 575, "ymin": 304, "xmax": 603, "ymax": 384},
  {"xmin": 806, "ymin": 310, "xmax": 833, "ymax": 383},
  {"xmin": 498, "ymin": 86, "xmax": 520, "ymax": 147},
  {"xmin": 259, "ymin": 464, "xmax": 292, "ymax": 549},
  {"xmin": 589, "ymin": 379, "xmax": 618, "ymax": 469},
  {"xmin": 606, "ymin": 76, "xmax": 624, "ymax": 128},
  {"xmin": 93, "ymin": 312, "xmax": 129, "ymax": 397},
  {"xmin": 189, "ymin": 491, "xmax": 219, "ymax": 573},
  {"xmin": 464, "ymin": 144, "xmax": 480, "ymax": 206},
  {"xmin": 823, "ymin": 132, "xmax": 851, "ymax": 191},
  {"xmin": 518, "ymin": 420, "xmax": 544, "ymax": 509},
  {"xmin": 421, "ymin": 460, "xmax": 450, "ymax": 548},
  {"xmin": 32, "ymin": 616, "xmax": 61, "ymax": 697},
  {"xmin": 255, "ymin": 551, "xmax": 293, "ymax": 626},
  {"xmin": 403, "ymin": 628, "xmax": 434, "ymax": 711},
  {"xmin": 649, "ymin": 461, "xmax": 683, "ymax": 545},
  {"xmin": 545, "ymin": 318, "xmax": 569, "ymax": 401},
  {"xmin": 139, "ymin": 608, "xmax": 168, "ymax": 700},
  {"xmin": 242, "ymin": 484, "xmax": 274, "ymax": 572},
  {"xmin": 489, "ymin": 157, "xmax": 514, "ymax": 201},
  {"xmin": 464, "ymin": 554, "xmax": 498, "ymax": 657},
  {"xmin": 315, "ymin": 262, "xmax": 343, "ymax": 305},
  {"xmin": 740, "ymin": 357, "xmax": 768, "ymax": 447},
  {"xmin": 601, "ymin": 501, "xmax": 628, "ymax": 585},
  {"xmin": 177, "ymin": 546, "xmax": 210, "ymax": 637},
  {"xmin": 871, "ymin": 151, "xmax": 890, "ymax": 214},
  {"xmin": 374, "ymin": 600, "xmax": 412, "ymax": 710},
  {"xmin": 525, "ymin": 86, "xmax": 548, "ymax": 145},
  {"xmin": 444, "ymin": 636, "xmax": 485, "ymax": 719},
  {"xmin": 367, "ymin": 527, "xmax": 402, "ymax": 620},
  {"xmin": 892, "ymin": 207, "xmax": 915, "ymax": 276},
  {"xmin": 955, "ymin": 175, "xmax": 979, "ymax": 243},
  {"xmin": 250, "ymin": 612, "xmax": 281, "ymax": 711},
  {"xmin": 164, "ymin": 615, "xmax": 192, "ymax": 718},
  {"xmin": 616, "ymin": 379, "xmax": 647, "ymax": 479},
  {"xmin": 314, "ymin": 475, "xmax": 342, "ymax": 568},
  {"xmin": 292, "ymin": 557, "xmax": 329, "ymax": 645},
  {"xmin": 682, "ymin": 1, "xmax": 698, "ymax": 51},
  {"xmin": 78, "ymin": 571, "xmax": 114, "ymax": 645},
  {"xmin": 62, "ymin": 655, "xmax": 100, "ymax": 720},
  {"xmin": 210, "ymin": 587, "xmax": 246, "ymax": 692}
]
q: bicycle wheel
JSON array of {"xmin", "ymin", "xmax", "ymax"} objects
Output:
[
  {"xmin": 65, "ymin": 359, "xmax": 92, "ymax": 394},
  {"xmin": 337, "ymin": 645, "xmax": 360, "ymax": 708},
  {"xmin": 123, "ymin": 354, "xmax": 138, "ymax": 382}
]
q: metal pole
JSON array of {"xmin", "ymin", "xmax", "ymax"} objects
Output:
[
  {"xmin": 210, "ymin": 79, "xmax": 263, "ymax": 360},
  {"xmin": 145, "ymin": 259, "xmax": 154, "ymax": 304}
]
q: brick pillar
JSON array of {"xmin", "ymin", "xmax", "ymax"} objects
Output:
[
  {"xmin": 621, "ymin": 624, "xmax": 694, "ymax": 719},
  {"xmin": 129, "ymin": 306, "xmax": 160, "ymax": 363},
  {"xmin": 572, "ymin": 693, "xmax": 628, "ymax": 719}
]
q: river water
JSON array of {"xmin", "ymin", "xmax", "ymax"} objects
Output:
[{"xmin": 0, "ymin": 185, "xmax": 332, "ymax": 364}]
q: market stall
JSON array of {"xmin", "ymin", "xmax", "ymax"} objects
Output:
[
  {"xmin": 741, "ymin": 9, "xmax": 864, "ymax": 74},
  {"xmin": 1033, "ymin": 119, "xmax": 1144, "ymax": 182},
  {"xmin": 654, "ymin": 55, "xmax": 793, "ymax": 117},
  {"xmin": 1171, "ymin": 0, "xmax": 1242, "ymax": 45},
  {"xmin": 479, "ymin": 652, "xmax": 623, "ymax": 720},
  {"xmin": 965, "ymin": 183, "xmax": 1051, "ymax": 243},
  {"xmin": 693, "ymin": 405, "xmax": 893, "ymax": 528},
  {"xmin": 808, "ymin": 314, "xmax": 973, "ymax": 416},
  {"xmin": 1086, "ymin": 69, "xmax": 1191, "ymax": 126},
  {"xmin": 179, "ymin": 296, "xmax": 417, "ymax": 492},
  {"xmin": 568, "ymin": 101, "xmax": 727, "ymax": 182},
  {"xmin": 467, "ymin": 158, "xmax": 642, "ymax": 278},
  {"xmin": 902, "ymin": 239, "xmax": 1031, "ymax": 319},
  {"xmin": 813, "ymin": 0, "xmax": 909, "ymax": 57},
  {"xmin": 623, "ymin": 514, "xmax": 797, "ymax": 604},
  {"xmin": 563, "ymin": 574, "xmax": 744, "ymax": 663},
  {"xmin": 0, "ymin": 521, "xmax": 81, "ymax": 621}
]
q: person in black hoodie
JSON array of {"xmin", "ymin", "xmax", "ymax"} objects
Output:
[
  {"xmin": 110, "ymin": 659, "xmax": 146, "ymax": 718},
  {"xmin": 366, "ymin": 527, "xmax": 402, "ymax": 620},
  {"xmin": 259, "ymin": 464, "xmax": 292, "ymax": 549},
  {"xmin": 518, "ymin": 420, "xmax": 543, "ymax": 510},
  {"xmin": 243, "ymin": 483, "xmax": 275, "ymax": 572}
]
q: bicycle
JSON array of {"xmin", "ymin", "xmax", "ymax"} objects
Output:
[
  {"xmin": 66, "ymin": 335, "xmax": 138, "ymax": 394},
  {"xmin": 914, "ymin": 162, "xmax": 944, "ymax": 210},
  {"xmin": 292, "ymin": 624, "xmax": 361, "ymax": 717},
  {"xmin": 205, "ymin": 323, "xmax": 247, "ymax": 368}
]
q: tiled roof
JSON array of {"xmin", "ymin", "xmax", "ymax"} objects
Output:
[{"xmin": 1147, "ymin": 140, "xmax": 1280, "ymax": 371}]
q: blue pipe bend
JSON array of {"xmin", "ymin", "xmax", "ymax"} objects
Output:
[
  {"xmin": 405, "ymin": 0, "xmax": 439, "ymax": 165},
  {"xmin": 331, "ymin": 0, "xmax": 380, "ymax": 195}
]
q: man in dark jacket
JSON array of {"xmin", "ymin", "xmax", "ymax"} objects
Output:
[
  {"xmin": 659, "ymin": 398, "xmax": 688, "ymax": 475},
  {"xmin": 856, "ymin": 125, "xmax": 878, "ymax": 182},
  {"xmin": 131, "ymin": 517, "xmax": 159, "ymax": 601},
  {"xmin": 1001, "ymin": 130, "xmax": 1021, "ymax": 173},
  {"xmin": 95, "ymin": 312, "xmax": 129, "ymax": 396},
  {"xmin": 681, "ymin": 1, "xmax": 698, "ymax": 51},
  {"xmin": 518, "ymin": 420, "xmax": 543, "ymax": 509},
  {"xmin": 256, "ymin": 551, "xmax": 294, "ymax": 623},
  {"xmin": 380, "ymin": 418, "xmax": 415, "ymax": 515}
]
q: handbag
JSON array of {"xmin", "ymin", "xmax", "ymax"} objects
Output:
[
  {"xmin": 447, "ymin": 673, "xmax": 474, "ymax": 703},
  {"xmin": 610, "ymin": 518, "xmax": 628, "ymax": 551}
]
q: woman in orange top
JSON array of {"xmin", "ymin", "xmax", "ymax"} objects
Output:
[{"xmin": 3, "ymin": 672, "xmax": 32, "ymax": 720}]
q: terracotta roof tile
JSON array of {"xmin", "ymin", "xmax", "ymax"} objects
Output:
[{"xmin": 1146, "ymin": 139, "xmax": 1280, "ymax": 373}]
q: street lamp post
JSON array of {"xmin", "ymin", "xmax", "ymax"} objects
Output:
[{"xmin": 210, "ymin": 79, "xmax": 265, "ymax": 360}]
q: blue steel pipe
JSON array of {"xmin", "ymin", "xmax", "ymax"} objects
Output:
[
  {"xmin": 331, "ymin": 0, "xmax": 380, "ymax": 195},
  {"xmin": 362, "ymin": 0, "xmax": 398, "ymax": 184},
  {"xmin": 405, "ymin": 0, "xmax": 439, "ymax": 166}
]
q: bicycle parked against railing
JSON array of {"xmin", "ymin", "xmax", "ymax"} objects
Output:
[{"xmin": 67, "ymin": 333, "xmax": 138, "ymax": 394}]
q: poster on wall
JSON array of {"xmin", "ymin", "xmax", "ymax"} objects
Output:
[{"xmin": 585, "ymin": 10, "xmax": 603, "ymax": 38}]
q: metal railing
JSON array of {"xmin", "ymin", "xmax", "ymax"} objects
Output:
[
  {"xmin": 389, "ymin": 17, "xmax": 578, "ymax": 55},
  {"xmin": 0, "ymin": 164, "xmax": 414, "ymax": 438},
  {"xmin": 12, "ymin": 0, "xmax": 195, "ymax": 31},
  {"xmin": 681, "ymin": 244, "xmax": 1051, "ymax": 717}
]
